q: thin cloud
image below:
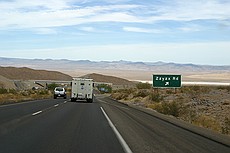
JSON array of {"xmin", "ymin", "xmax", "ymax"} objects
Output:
[
  {"xmin": 0, "ymin": 3, "xmax": 142, "ymax": 29},
  {"xmin": 0, "ymin": 0, "xmax": 75, "ymax": 11},
  {"xmin": 79, "ymin": 27, "xmax": 95, "ymax": 32},
  {"xmin": 177, "ymin": 24, "xmax": 203, "ymax": 32},
  {"xmin": 123, "ymin": 27, "xmax": 162, "ymax": 33},
  {"xmin": 151, "ymin": 0, "xmax": 230, "ymax": 21},
  {"xmin": 33, "ymin": 28, "xmax": 58, "ymax": 35},
  {"xmin": 0, "ymin": 0, "xmax": 230, "ymax": 30}
]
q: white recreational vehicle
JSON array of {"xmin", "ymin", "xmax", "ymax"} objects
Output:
[{"xmin": 71, "ymin": 78, "xmax": 94, "ymax": 102}]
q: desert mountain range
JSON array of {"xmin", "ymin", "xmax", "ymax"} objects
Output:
[
  {"xmin": 1, "ymin": 57, "xmax": 230, "ymax": 82},
  {"xmin": 1, "ymin": 57, "xmax": 230, "ymax": 72}
]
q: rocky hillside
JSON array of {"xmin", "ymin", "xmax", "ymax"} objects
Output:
[
  {"xmin": 0, "ymin": 67, "xmax": 72, "ymax": 81},
  {"xmin": 111, "ymin": 86, "xmax": 230, "ymax": 135},
  {"xmin": 0, "ymin": 75, "xmax": 16, "ymax": 89},
  {"xmin": 83, "ymin": 73, "xmax": 135, "ymax": 85},
  {"xmin": 0, "ymin": 66, "xmax": 72, "ymax": 89}
]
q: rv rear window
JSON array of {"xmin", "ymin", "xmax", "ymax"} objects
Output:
[{"xmin": 80, "ymin": 83, "xmax": 85, "ymax": 85}]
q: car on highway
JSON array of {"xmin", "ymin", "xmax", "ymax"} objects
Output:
[{"xmin": 54, "ymin": 87, "xmax": 66, "ymax": 99}]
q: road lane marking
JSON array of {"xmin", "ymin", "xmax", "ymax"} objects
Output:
[
  {"xmin": 100, "ymin": 107, "xmax": 133, "ymax": 153},
  {"xmin": 32, "ymin": 111, "xmax": 42, "ymax": 116},
  {"xmin": 98, "ymin": 99, "xmax": 130, "ymax": 110},
  {"xmin": 64, "ymin": 101, "xmax": 67, "ymax": 104},
  {"xmin": 54, "ymin": 104, "xmax": 59, "ymax": 107}
]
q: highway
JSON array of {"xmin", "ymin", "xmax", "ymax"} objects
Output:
[{"xmin": 0, "ymin": 95, "xmax": 229, "ymax": 153}]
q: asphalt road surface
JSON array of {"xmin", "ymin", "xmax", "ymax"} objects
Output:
[{"xmin": 0, "ymin": 95, "xmax": 229, "ymax": 153}]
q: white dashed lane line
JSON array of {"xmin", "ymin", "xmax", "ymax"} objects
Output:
[
  {"xmin": 32, "ymin": 111, "xmax": 42, "ymax": 116},
  {"xmin": 32, "ymin": 101, "xmax": 67, "ymax": 116}
]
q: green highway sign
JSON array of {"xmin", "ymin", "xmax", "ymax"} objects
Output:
[{"xmin": 153, "ymin": 74, "xmax": 182, "ymax": 88}]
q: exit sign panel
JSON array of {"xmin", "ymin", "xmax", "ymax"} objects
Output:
[{"xmin": 153, "ymin": 75, "xmax": 182, "ymax": 88}]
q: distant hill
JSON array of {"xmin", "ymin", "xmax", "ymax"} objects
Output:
[
  {"xmin": 82, "ymin": 73, "xmax": 135, "ymax": 85},
  {"xmin": 1, "ymin": 57, "xmax": 229, "ymax": 73},
  {"xmin": 0, "ymin": 66, "xmax": 72, "ymax": 81},
  {"xmin": 1, "ymin": 57, "xmax": 230, "ymax": 82},
  {"xmin": 0, "ymin": 67, "xmax": 135, "ymax": 89}
]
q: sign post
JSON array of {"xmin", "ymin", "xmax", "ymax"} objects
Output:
[{"xmin": 152, "ymin": 74, "xmax": 182, "ymax": 88}]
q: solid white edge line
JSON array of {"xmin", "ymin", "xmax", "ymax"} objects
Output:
[
  {"xmin": 100, "ymin": 107, "xmax": 133, "ymax": 153},
  {"xmin": 32, "ymin": 111, "xmax": 42, "ymax": 116},
  {"xmin": 98, "ymin": 99, "xmax": 129, "ymax": 110}
]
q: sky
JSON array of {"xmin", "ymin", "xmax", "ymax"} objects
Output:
[{"xmin": 0, "ymin": 0, "xmax": 230, "ymax": 65}]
